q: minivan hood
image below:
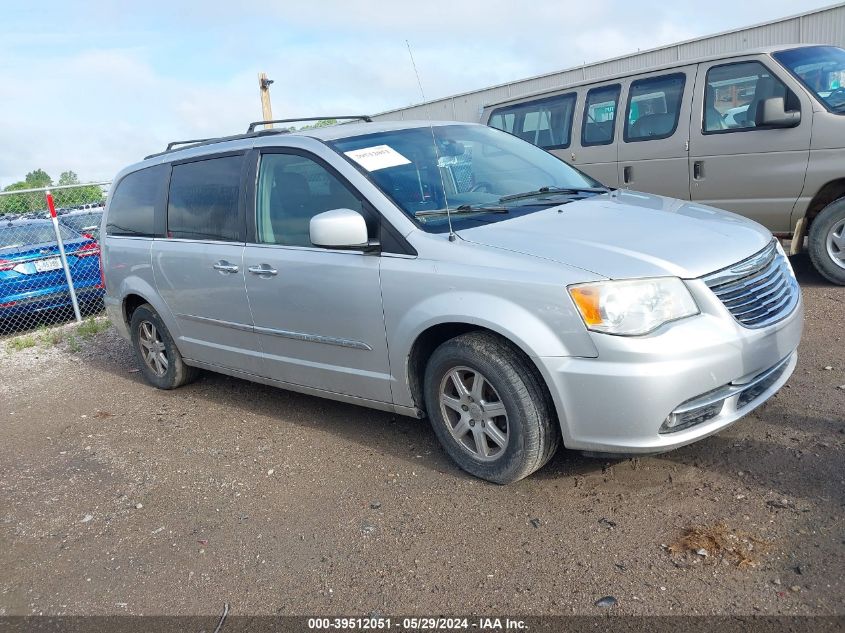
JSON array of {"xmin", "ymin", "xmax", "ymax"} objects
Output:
[{"xmin": 457, "ymin": 191, "xmax": 773, "ymax": 280}]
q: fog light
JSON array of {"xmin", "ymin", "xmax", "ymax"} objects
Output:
[{"xmin": 660, "ymin": 401, "xmax": 724, "ymax": 434}]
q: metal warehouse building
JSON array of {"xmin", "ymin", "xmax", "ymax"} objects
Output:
[{"xmin": 373, "ymin": 2, "xmax": 845, "ymax": 122}]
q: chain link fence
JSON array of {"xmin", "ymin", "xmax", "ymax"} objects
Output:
[{"xmin": 0, "ymin": 182, "xmax": 111, "ymax": 336}]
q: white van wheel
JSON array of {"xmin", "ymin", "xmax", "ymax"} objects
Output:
[{"xmin": 808, "ymin": 199, "xmax": 845, "ymax": 285}]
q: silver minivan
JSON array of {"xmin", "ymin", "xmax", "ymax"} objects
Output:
[
  {"xmin": 481, "ymin": 45, "xmax": 845, "ymax": 285},
  {"xmin": 102, "ymin": 120, "xmax": 803, "ymax": 483}
]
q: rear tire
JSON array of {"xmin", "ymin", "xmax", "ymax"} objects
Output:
[
  {"xmin": 423, "ymin": 331, "xmax": 560, "ymax": 484},
  {"xmin": 129, "ymin": 303, "xmax": 198, "ymax": 389},
  {"xmin": 808, "ymin": 199, "xmax": 845, "ymax": 285}
]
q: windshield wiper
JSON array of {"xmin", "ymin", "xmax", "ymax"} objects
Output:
[
  {"xmin": 415, "ymin": 204, "xmax": 510, "ymax": 218},
  {"xmin": 499, "ymin": 186, "xmax": 609, "ymax": 203}
]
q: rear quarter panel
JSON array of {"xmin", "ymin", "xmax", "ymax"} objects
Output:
[{"xmin": 102, "ymin": 236, "xmax": 178, "ymax": 341}]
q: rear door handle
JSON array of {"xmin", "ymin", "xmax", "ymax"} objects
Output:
[
  {"xmin": 693, "ymin": 160, "xmax": 704, "ymax": 180},
  {"xmin": 248, "ymin": 264, "xmax": 278, "ymax": 276},
  {"xmin": 622, "ymin": 165, "xmax": 633, "ymax": 185},
  {"xmin": 212, "ymin": 260, "xmax": 239, "ymax": 273}
]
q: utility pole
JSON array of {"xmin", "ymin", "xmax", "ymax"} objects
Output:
[{"xmin": 258, "ymin": 72, "xmax": 274, "ymax": 129}]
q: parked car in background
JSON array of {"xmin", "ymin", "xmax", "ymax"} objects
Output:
[
  {"xmin": 102, "ymin": 119, "xmax": 802, "ymax": 483},
  {"xmin": 482, "ymin": 44, "xmax": 845, "ymax": 285},
  {"xmin": 59, "ymin": 208, "xmax": 104, "ymax": 241},
  {"xmin": 0, "ymin": 218, "xmax": 104, "ymax": 320}
]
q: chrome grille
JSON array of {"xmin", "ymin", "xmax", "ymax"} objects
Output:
[{"xmin": 703, "ymin": 241, "xmax": 799, "ymax": 329}]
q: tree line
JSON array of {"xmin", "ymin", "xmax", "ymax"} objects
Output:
[{"xmin": 1, "ymin": 169, "xmax": 105, "ymax": 215}]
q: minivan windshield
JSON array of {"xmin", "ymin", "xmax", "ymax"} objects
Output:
[
  {"xmin": 774, "ymin": 46, "xmax": 845, "ymax": 113},
  {"xmin": 329, "ymin": 124, "xmax": 605, "ymax": 232}
]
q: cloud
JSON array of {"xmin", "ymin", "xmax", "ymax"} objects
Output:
[{"xmin": 0, "ymin": 0, "xmax": 834, "ymax": 184}]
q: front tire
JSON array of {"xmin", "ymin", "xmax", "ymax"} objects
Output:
[
  {"xmin": 808, "ymin": 199, "xmax": 845, "ymax": 285},
  {"xmin": 129, "ymin": 303, "xmax": 198, "ymax": 389},
  {"xmin": 423, "ymin": 331, "xmax": 560, "ymax": 484}
]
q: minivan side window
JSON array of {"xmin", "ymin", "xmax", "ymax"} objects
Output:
[
  {"xmin": 703, "ymin": 61, "xmax": 795, "ymax": 133},
  {"xmin": 624, "ymin": 73, "xmax": 686, "ymax": 142},
  {"xmin": 106, "ymin": 165, "xmax": 166, "ymax": 237},
  {"xmin": 256, "ymin": 153, "xmax": 364, "ymax": 248},
  {"xmin": 488, "ymin": 93, "xmax": 577, "ymax": 149},
  {"xmin": 581, "ymin": 84, "xmax": 621, "ymax": 146},
  {"xmin": 167, "ymin": 155, "xmax": 244, "ymax": 242}
]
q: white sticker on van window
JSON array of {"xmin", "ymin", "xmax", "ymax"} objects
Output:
[{"xmin": 344, "ymin": 145, "xmax": 411, "ymax": 171}]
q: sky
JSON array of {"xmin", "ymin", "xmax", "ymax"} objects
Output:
[{"xmin": 0, "ymin": 0, "xmax": 837, "ymax": 187}]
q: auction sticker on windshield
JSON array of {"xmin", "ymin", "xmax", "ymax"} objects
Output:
[{"xmin": 344, "ymin": 145, "xmax": 411, "ymax": 171}]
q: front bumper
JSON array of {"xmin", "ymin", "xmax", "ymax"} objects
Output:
[{"xmin": 537, "ymin": 279, "xmax": 804, "ymax": 454}]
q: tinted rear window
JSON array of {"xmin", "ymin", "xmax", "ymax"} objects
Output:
[
  {"xmin": 106, "ymin": 165, "xmax": 165, "ymax": 237},
  {"xmin": 167, "ymin": 155, "xmax": 244, "ymax": 242}
]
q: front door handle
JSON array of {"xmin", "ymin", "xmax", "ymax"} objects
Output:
[
  {"xmin": 622, "ymin": 165, "xmax": 633, "ymax": 185},
  {"xmin": 693, "ymin": 160, "xmax": 704, "ymax": 180},
  {"xmin": 248, "ymin": 264, "xmax": 278, "ymax": 276},
  {"xmin": 213, "ymin": 260, "xmax": 239, "ymax": 273}
]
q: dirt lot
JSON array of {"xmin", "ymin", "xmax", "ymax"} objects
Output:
[{"xmin": 0, "ymin": 253, "xmax": 843, "ymax": 617}]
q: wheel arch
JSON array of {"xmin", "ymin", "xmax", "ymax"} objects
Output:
[
  {"xmin": 123, "ymin": 293, "xmax": 149, "ymax": 327},
  {"xmin": 804, "ymin": 178, "xmax": 845, "ymax": 226},
  {"xmin": 406, "ymin": 322, "xmax": 561, "ymax": 431},
  {"xmin": 114, "ymin": 278, "xmax": 182, "ymax": 344}
]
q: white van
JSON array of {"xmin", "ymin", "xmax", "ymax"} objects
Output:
[{"xmin": 481, "ymin": 45, "xmax": 845, "ymax": 285}]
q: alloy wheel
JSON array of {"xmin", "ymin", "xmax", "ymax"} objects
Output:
[
  {"xmin": 138, "ymin": 320, "xmax": 168, "ymax": 377},
  {"xmin": 438, "ymin": 366, "xmax": 509, "ymax": 461}
]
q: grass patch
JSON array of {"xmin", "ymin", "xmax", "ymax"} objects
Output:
[
  {"xmin": 668, "ymin": 522, "xmax": 771, "ymax": 568},
  {"xmin": 76, "ymin": 317, "xmax": 111, "ymax": 339},
  {"xmin": 66, "ymin": 334, "xmax": 81, "ymax": 353},
  {"xmin": 7, "ymin": 335, "xmax": 37, "ymax": 352},
  {"xmin": 36, "ymin": 326, "xmax": 64, "ymax": 347}
]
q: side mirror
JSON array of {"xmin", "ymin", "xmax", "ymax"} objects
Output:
[
  {"xmin": 310, "ymin": 208, "xmax": 371, "ymax": 250},
  {"xmin": 756, "ymin": 97, "xmax": 801, "ymax": 128}
]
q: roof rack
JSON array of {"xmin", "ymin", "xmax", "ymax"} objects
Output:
[
  {"xmin": 146, "ymin": 116, "xmax": 372, "ymax": 160},
  {"xmin": 246, "ymin": 115, "xmax": 372, "ymax": 133},
  {"xmin": 145, "ymin": 130, "xmax": 285, "ymax": 160},
  {"xmin": 166, "ymin": 138, "xmax": 212, "ymax": 151}
]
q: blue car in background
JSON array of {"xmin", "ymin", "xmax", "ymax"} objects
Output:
[{"xmin": 0, "ymin": 218, "xmax": 104, "ymax": 321}]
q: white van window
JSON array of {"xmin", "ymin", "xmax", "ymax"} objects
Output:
[
  {"xmin": 488, "ymin": 112, "xmax": 516, "ymax": 134},
  {"xmin": 774, "ymin": 46, "xmax": 845, "ymax": 114},
  {"xmin": 488, "ymin": 93, "xmax": 576, "ymax": 149},
  {"xmin": 624, "ymin": 73, "xmax": 686, "ymax": 142},
  {"xmin": 581, "ymin": 84, "xmax": 621, "ymax": 147},
  {"xmin": 704, "ymin": 61, "xmax": 792, "ymax": 132}
]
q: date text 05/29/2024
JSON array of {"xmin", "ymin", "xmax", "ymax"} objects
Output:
[{"xmin": 307, "ymin": 617, "xmax": 528, "ymax": 630}]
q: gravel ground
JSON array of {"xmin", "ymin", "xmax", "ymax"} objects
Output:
[{"xmin": 0, "ymin": 253, "xmax": 842, "ymax": 617}]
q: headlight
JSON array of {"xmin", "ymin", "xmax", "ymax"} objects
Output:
[{"xmin": 568, "ymin": 277, "xmax": 699, "ymax": 336}]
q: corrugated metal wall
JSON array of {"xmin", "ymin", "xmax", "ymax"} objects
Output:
[{"xmin": 373, "ymin": 3, "xmax": 845, "ymax": 122}]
